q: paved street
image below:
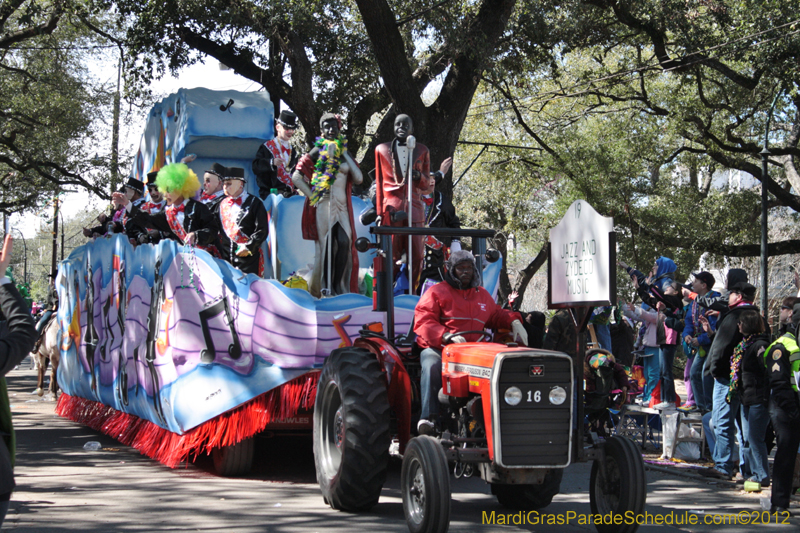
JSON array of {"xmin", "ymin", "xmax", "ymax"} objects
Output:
[{"xmin": 2, "ymin": 363, "xmax": 798, "ymax": 532}]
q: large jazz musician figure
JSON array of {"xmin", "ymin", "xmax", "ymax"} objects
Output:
[
  {"xmin": 292, "ymin": 113, "xmax": 362, "ymax": 297},
  {"xmin": 374, "ymin": 114, "xmax": 433, "ymax": 293}
]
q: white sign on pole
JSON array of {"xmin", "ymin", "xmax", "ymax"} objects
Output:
[{"xmin": 548, "ymin": 200, "xmax": 615, "ymax": 307}]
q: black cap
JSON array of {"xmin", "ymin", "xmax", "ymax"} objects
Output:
[
  {"xmin": 224, "ymin": 167, "xmax": 246, "ymax": 181},
  {"xmin": 726, "ymin": 268, "xmax": 748, "ymax": 289},
  {"xmin": 205, "ymin": 163, "xmax": 226, "ymax": 179},
  {"xmin": 124, "ymin": 177, "xmax": 144, "ymax": 194},
  {"xmin": 729, "ymin": 281, "xmax": 756, "ymax": 302},
  {"xmin": 692, "ymin": 271, "xmax": 716, "ymax": 290},
  {"xmin": 277, "ymin": 110, "xmax": 298, "ymax": 129}
]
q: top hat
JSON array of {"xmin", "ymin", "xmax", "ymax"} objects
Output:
[
  {"xmin": 277, "ymin": 110, "xmax": 298, "ymax": 129},
  {"xmin": 146, "ymin": 170, "xmax": 159, "ymax": 183},
  {"xmin": 205, "ymin": 163, "xmax": 226, "ymax": 179},
  {"xmin": 124, "ymin": 177, "xmax": 144, "ymax": 194},
  {"xmin": 224, "ymin": 167, "xmax": 246, "ymax": 181}
]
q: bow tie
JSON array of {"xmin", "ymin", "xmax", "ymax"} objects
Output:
[
  {"xmin": 422, "ymin": 196, "xmax": 433, "ymax": 206},
  {"xmin": 230, "ymin": 196, "xmax": 243, "ymax": 206},
  {"xmin": 200, "ymin": 192, "xmax": 216, "ymax": 201},
  {"xmin": 168, "ymin": 203, "xmax": 185, "ymax": 214}
]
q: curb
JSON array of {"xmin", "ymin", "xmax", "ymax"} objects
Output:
[{"xmin": 645, "ymin": 463, "xmax": 738, "ymax": 486}]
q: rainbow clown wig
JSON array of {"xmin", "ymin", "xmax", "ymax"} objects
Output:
[{"xmin": 155, "ymin": 163, "xmax": 201, "ymax": 199}]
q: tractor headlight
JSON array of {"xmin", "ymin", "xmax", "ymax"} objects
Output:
[
  {"xmin": 549, "ymin": 386, "xmax": 567, "ymax": 405},
  {"xmin": 504, "ymin": 386, "xmax": 522, "ymax": 406}
]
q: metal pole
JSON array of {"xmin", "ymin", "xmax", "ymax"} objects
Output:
[
  {"xmin": 406, "ymin": 137, "xmax": 416, "ymax": 294},
  {"xmin": 49, "ymin": 197, "xmax": 58, "ymax": 286},
  {"xmin": 60, "ymin": 210, "xmax": 65, "ymax": 261},
  {"xmin": 760, "ymin": 147, "xmax": 769, "ymax": 317},
  {"xmin": 381, "ymin": 233, "xmax": 395, "ymax": 341}
]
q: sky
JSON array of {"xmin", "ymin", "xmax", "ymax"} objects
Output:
[{"xmin": 12, "ymin": 59, "xmax": 259, "ymax": 238}]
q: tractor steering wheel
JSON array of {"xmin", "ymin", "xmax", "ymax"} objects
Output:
[{"xmin": 443, "ymin": 330, "xmax": 493, "ymax": 344}]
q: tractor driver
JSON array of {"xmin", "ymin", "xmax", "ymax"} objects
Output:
[{"xmin": 413, "ymin": 250, "xmax": 528, "ymax": 435}]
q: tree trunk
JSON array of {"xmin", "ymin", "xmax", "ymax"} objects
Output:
[{"xmin": 515, "ymin": 243, "xmax": 548, "ymax": 303}]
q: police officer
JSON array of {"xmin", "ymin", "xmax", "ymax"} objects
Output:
[{"xmin": 764, "ymin": 306, "xmax": 800, "ymax": 515}]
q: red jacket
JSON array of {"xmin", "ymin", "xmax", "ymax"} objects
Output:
[
  {"xmin": 414, "ymin": 281, "xmax": 521, "ymax": 350},
  {"xmin": 375, "ymin": 141, "xmax": 431, "ymax": 225}
]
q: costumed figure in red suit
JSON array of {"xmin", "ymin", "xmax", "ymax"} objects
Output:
[
  {"xmin": 253, "ymin": 110, "xmax": 300, "ymax": 199},
  {"xmin": 111, "ymin": 163, "xmax": 218, "ymax": 254},
  {"xmin": 216, "ymin": 167, "xmax": 269, "ymax": 276},
  {"xmin": 292, "ymin": 113, "xmax": 362, "ymax": 297},
  {"xmin": 374, "ymin": 114, "xmax": 433, "ymax": 293}
]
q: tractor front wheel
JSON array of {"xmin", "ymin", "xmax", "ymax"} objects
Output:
[
  {"xmin": 589, "ymin": 435, "xmax": 647, "ymax": 533},
  {"xmin": 313, "ymin": 347, "xmax": 390, "ymax": 511},
  {"xmin": 401, "ymin": 436, "xmax": 451, "ymax": 533}
]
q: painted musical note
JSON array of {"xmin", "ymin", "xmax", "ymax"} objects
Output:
[{"xmin": 199, "ymin": 297, "xmax": 242, "ymax": 364}]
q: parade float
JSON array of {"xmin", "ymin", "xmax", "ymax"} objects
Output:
[{"xmin": 53, "ymin": 88, "xmax": 502, "ymax": 473}]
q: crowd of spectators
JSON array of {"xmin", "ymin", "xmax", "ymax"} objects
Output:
[
  {"xmin": 510, "ymin": 257, "xmax": 800, "ymax": 515},
  {"xmin": 608, "ymin": 259, "xmax": 798, "ymax": 514}
]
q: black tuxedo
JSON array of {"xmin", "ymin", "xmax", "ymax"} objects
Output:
[
  {"xmin": 122, "ymin": 198, "xmax": 151, "ymax": 244},
  {"xmin": 204, "ymin": 193, "xmax": 226, "ymax": 217},
  {"xmin": 419, "ymin": 190, "xmax": 462, "ymax": 290},
  {"xmin": 252, "ymin": 142, "xmax": 298, "ymax": 198},
  {"xmin": 426, "ymin": 191, "xmax": 461, "ymax": 232},
  {"xmin": 129, "ymin": 198, "xmax": 218, "ymax": 246},
  {"xmin": 216, "ymin": 194, "xmax": 269, "ymax": 274}
]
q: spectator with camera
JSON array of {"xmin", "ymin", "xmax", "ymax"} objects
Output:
[{"xmin": 681, "ymin": 272, "xmax": 720, "ymax": 413}]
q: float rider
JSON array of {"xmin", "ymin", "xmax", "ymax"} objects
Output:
[
  {"xmin": 413, "ymin": 250, "xmax": 528, "ymax": 435},
  {"xmin": 112, "ymin": 163, "xmax": 218, "ymax": 252},
  {"xmin": 216, "ymin": 167, "xmax": 269, "ymax": 276},
  {"xmin": 200, "ymin": 163, "xmax": 227, "ymax": 214},
  {"xmin": 253, "ymin": 109, "xmax": 299, "ymax": 198},
  {"xmin": 138, "ymin": 173, "xmax": 170, "ymax": 244}
]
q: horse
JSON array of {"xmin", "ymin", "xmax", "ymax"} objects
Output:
[{"xmin": 34, "ymin": 315, "xmax": 60, "ymax": 397}]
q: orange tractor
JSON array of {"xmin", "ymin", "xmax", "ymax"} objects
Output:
[{"xmin": 312, "ymin": 226, "xmax": 646, "ymax": 533}]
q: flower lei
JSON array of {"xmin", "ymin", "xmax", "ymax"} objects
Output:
[
  {"xmin": 727, "ymin": 334, "xmax": 754, "ymax": 403},
  {"xmin": 309, "ymin": 136, "xmax": 347, "ymax": 206}
]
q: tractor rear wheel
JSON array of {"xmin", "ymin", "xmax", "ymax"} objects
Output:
[
  {"xmin": 491, "ymin": 468, "xmax": 563, "ymax": 509},
  {"xmin": 314, "ymin": 347, "xmax": 390, "ymax": 511},
  {"xmin": 401, "ymin": 436, "xmax": 451, "ymax": 533},
  {"xmin": 212, "ymin": 437, "xmax": 254, "ymax": 477},
  {"xmin": 589, "ymin": 435, "xmax": 646, "ymax": 533}
]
